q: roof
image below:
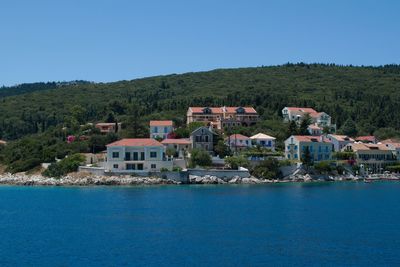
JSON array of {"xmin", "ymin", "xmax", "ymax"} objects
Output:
[
  {"xmin": 189, "ymin": 106, "xmax": 257, "ymax": 114},
  {"xmin": 285, "ymin": 107, "xmax": 318, "ymax": 114},
  {"xmin": 0, "ymin": 140, "xmax": 6, "ymax": 145},
  {"xmin": 381, "ymin": 138, "xmax": 400, "ymax": 144},
  {"xmin": 228, "ymin": 134, "xmax": 250, "ymax": 140},
  {"xmin": 96, "ymin": 122, "xmax": 118, "ymax": 126},
  {"xmin": 291, "ymin": 135, "xmax": 329, "ymax": 143},
  {"xmin": 149, "ymin": 120, "xmax": 173, "ymax": 127},
  {"xmin": 161, "ymin": 138, "xmax": 191, "ymax": 145},
  {"xmin": 328, "ymin": 134, "xmax": 355, "ymax": 142},
  {"xmin": 250, "ymin": 133, "xmax": 276, "ymax": 140},
  {"xmin": 107, "ymin": 138, "xmax": 163, "ymax": 147},
  {"xmin": 308, "ymin": 124, "xmax": 322, "ymax": 130},
  {"xmin": 348, "ymin": 143, "xmax": 390, "ymax": 151},
  {"xmin": 355, "ymin": 136, "xmax": 376, "ymax": 142}
]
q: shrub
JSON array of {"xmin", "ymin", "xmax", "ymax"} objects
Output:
[
  {"xmin": 189, "ymin": 148, "xmax": 212, "ymax": 168},
  {"xmin": 250, "ymin": 158, "xmax": 280, "ymax": 180},
  {"xmin": 43, "ymin": 154, "xmax": 85, "ymax": 178},
  {"xmin": 314, "ymin": 161, "xmax": 332, "ymax": 173},
  {"xmin": 225, "ymin": 156, "xmax": 249, "ymax": 170}
]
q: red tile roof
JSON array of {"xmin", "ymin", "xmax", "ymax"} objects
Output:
[
  {"xmin": 328, "ymin": 134, "xmax": 355, "ymax": 142},
  {"xmin": 161, "ymin": 138, "xmax": 191, "ymax": 145},
  {"xmin": 189, "ymin": 107, "xmax": 257, "ymax": 114},
  {"xmin": 107, "ymin": 138, "xmax": 163, "ymax": 147},
  {"xmin": 286, "ymin": 107, "xmax": 318, "ymax": 114},
  {"xmin": 149, "ymin": 120, "xmax": 173, "ymax": 126},
  {"xmin": 228, "ymin": 134, "xmax": 250, "ymax": 140},
  {"xmin": 293, "ymin": 135, "xmax": 329, "ymax": 143},
  {"xmin": 355, "ymin": 136, "xmax": 376, "ymax": 142}
]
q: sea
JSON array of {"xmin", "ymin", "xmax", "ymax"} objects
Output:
[{"xmin": 0, "ymin": 182, "xmax": 399, "ymax": 266}]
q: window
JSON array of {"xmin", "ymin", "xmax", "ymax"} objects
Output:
[
  {"xmin": 294, "ymin": 154, "xmax": 298, "ymax": 159},
  {"xmin": 151, "ymin": 164, "xmax": 156, "ymax": 169},
  {"xmin": 141, "ymin": 152, "xmax": 145, "ymax": 160},
  {"xmin": 112, "ymin": 152, "xmax": 119, "ymax": 158},
  {"xmin": 133, "ymin": 152, "xmax": 138, "ymax": 161},
  {"xmin": 150, "ymin": 151, "xmax": 157, "ymax": 158},
  {"xmin": 137, "ymin": 164, "xmax": 143, "ymax": 170},
  {"xmin": 125, "ymin": 152, "xmax": 131, "ymax": 161},
  {"xmin": 126, "ymin": 164, "xmax": 135, "ymax": 170},
  {"xmin": 195, "ymin": 136, "xmax": 201, "ymax": 142},
  {"xmin": 113, "ymin": 164, "xmax": 118, "ymax": 169},
  {"xmin": 204, "ymin": 135, "xmax": 209, "ymax": 142},
  {"xmin": 288, "ymin": 154, "xmax": 291, "ymax": 159},
  {"xmin": 294, "ymin": 145, "xmax": 298, "ymax": 150},
  {"xmin": 164, "ymin": 127, "xmax": 168, "ymax": 133},
  {"xmin": 154, "ymin": 126, "xmax": 158, "ymax": 133}
]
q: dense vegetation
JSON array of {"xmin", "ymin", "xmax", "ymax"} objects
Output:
[{"xmin": 1, "ymin": 63, "xmax": 400, "ymax": 172}]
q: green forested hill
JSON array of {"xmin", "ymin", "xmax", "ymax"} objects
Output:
[
  {"xmin": 1, "ymin": 63, "xmax": 400, "ymax": 173},
  {"xmin": 1, "ymin": 63, "xmax": 400, "ymax": 141}
]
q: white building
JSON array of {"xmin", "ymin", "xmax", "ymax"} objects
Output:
[
  {"xmin": 149, "ymin": 120, "xmax": 174, "ymax": 139},
  {"xmin": 285, "ymin": 135, "xmax": 333, "ymax": 162},
  {"xmin": 226, "ymin": 134, "xmax": 252, "ymax": 152},
  {"xmin": 326, "ymin": 134, "xmax": 355, "ymax": 151},
  {"xmin": 161, "ymin": 138, "xmax": 192, "ymax": 158},
  {"xmin": 282, "ymin": 107, "xmax": 334, "ymax": 130},
  {"xmin": 250, "ymin": 133, "xmax": 276, "ymax": 151},
  {"xmin": 105, "ymin": 139, "xmax": 172, "ymax": 173}
]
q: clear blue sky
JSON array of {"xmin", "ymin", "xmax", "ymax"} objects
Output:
[{"xmin": 1, "ymin": 0, "xmax": 399, "ymax": 86}]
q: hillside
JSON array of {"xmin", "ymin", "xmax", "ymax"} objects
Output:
[
  {"xmin": 1, "ymin": 63, "xmax": 400, "ymax": 173},
  {"xmin": 1, "ymin": 63, "xmax": 400, "ymax": 141}
]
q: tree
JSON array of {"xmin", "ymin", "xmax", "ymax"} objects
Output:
[
  {"xmin": 250, "ymin": 158, "xmax": 280, "ymax": 180},
  {"xmin": 299, "ymin": 113, "xmax": 312, "ymax": 135},
  {"xmin": 214, "ymin": 140, "xmax": 231, "ymax": 158},
  {"xmin": 287, "ymin": 120, "xmax": 298, "ymax": 136},
  {"xmin": 166, "ymin": 147, "xmax": 177, "ymax": 157},
  {"xmin": 189, "ymin": 148, "xmax": 212, "ymax": 168},
  {"xmin": 105, "ymin": 112, "xmax": 115, "ymax": 123},
  {"xmin": 43, "ymin": 154, "xmax": 85, "ymax": 178},
  {"xmin": 70, "ymin": 105, "xmax": 86, "ymax": 125},
  {"xmin": 314, "ymin": 161, "xmax": 332, "ymax": 174},
  {"xmin": 340, "ymin": 118, "xmax": 357, "ymax": 137},
  {"xmin": 225, "ymin": 155, "xmax": 249, "ymax": 170},
  {"xmin": 301, "ymin": 146, "xmax": 312, "ymax": 167}
]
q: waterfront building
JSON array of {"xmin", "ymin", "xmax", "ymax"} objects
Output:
[
  {"xmin": 105, "ymin": 138, "xmax": 172, "ymax": 173},
  {"xmin": 250, "ymin": 133, "xmax": 276, "ymax": 151},
  {"xmin": 342, "ymin": 143, "xmax": 396, "ymax": 173},
  {"xmin": 161, "ymin": 138, "xmax": 192, "ymax": 158},
  {"xmin": 190, "ymin": 126, "xmax": 216, "ymax": 153},
  {"xmin": 226, "ymin": 134, "xmax": 251, "ymax": 152},
  {"xmin": 186, "ymin": 106, "xmax": 259, "ymax": 130},
  {"xmin": 149, "ymin": 120, "xmax": 174, "ymax": 140},
  {"xmin": 380, "ymin": 139, "xmax": 400, "ymax": 160},
  {"xmin": 308, "ymin": 124, "xmax": 323, "ymax": 136},
  {"xmin": 282, "ymin": 107, "xmax": 335, "ymax": 131},
  {"xmin": 284, "ymin": 135, "xmax": 333, "ymax": 162}
]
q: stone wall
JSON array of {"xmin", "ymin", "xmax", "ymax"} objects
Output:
[{"xmin": 187, "ymin": 169, "xmax": 250, "ymax": 179}]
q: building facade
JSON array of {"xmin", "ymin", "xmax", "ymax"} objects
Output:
[
  {"xmin": 342, "ymin": 143, "xmax": 396, "ymax": 174},
  {"xmin": 282, "ymin": 107, "xmax": 335, "ymax": 130},
  {"xmin": 187, "ymin": 106, "xmax": 259, "ymax": 130},
  {"xmin": 161, "ymin": 138, "xmax": 192, "ymax": 158},
  {"xmin": 190, "ymin": 126, "xmax": 215, "ymax": 153},
  {"xmin": 250, "ymin": 133, "xmax": 276, "ymax": 151},
  {"xmin": 326, "ymin": 134, "xmax": 355, "ymax": 152},
  {"xmin": 149, "ymin": 120, "xmax": 174, "ymax": 139},
  {"xmin": 226, "ymin": 134, "xmax": 252, "ymax": 152},
  {"xmin": 95, "ymin": 122, "xmax": 122, "ymax": 134},
  {"xmin": 105, "ymin": 139, "xmax": 172, "ymax": 173},
  {"xmin": 284, "ymin": 135, "xmax": 333, "ymax": 162}
]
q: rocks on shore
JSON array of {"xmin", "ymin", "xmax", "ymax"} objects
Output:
[
  {"xmin": 189, "ymin": 175, "xmax": 271, "ymax": 184},
  {"xmin": 0, "ymin": 173, "xmax": 179, "ymax": 186}
]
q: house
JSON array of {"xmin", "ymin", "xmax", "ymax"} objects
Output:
[
  {"xmin": 342, "ymin": 143, "xmax": 396, "ymax": 174},
  {"xmin": 0, "ymin": 140, "xmax": 6, "ymax": 146},
  {"xmin": 308, "ymin": 124, "xmax": 323, "ymax": 136},
  {"xmin": 355, "ymin": 136, "xmax": 377, "ymax": 144},
  {"xmin": 250, "ymin": 133, "xmax": 276, "ymax": 151},
  {"xmin": 326, "ymin": 134, "xmax": 355, "ymax": 152},
  {"xmin": 187, "ymin": 106, "xmax": 259, "ymax": 130},
  {"xmin": 80, "ymin": 152, "xmax": 106, "ymax": 166},
  {"xmin": 149, "ymin": 120, "xmax": 174, "ymax": 139},
  {"xmin": 380, "ymin": 139, "xmax": 400, "ymax": 160},
  {"xmin": 95, "ymin": 122, "xmax": 122, "ymax": 134},
  {"xmin": 282, "ymin": 107, "xmax": 335, "ymax": 130},
  {"xmin": 190, "ymin": 126, "xmax": 216, "ymax": 153},
  {"xmin": 105, "ymin": 138, "xmax": 172, "ymax": 173},
  {"xmin": 284, "ymin": 135, "xmax": 333, "ymax": 162},
  {"xmin": 226, "ymin": 134, "xmax": 251, "ymax": 152},
  {"xmin": 161, "ymin": 138, "xmax": 191, "ymax": 158}
]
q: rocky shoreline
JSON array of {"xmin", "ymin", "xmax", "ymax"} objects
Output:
[{"xmin": 0, "ymin": 172, "xmax": 397, "ymax": 186}]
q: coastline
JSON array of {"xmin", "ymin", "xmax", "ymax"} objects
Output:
[{"xmin": 0, "ymin": 172, "xmax": 398, "ymax": 186}]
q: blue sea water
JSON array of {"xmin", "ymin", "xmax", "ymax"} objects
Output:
[{"xmin": 0, "ymin": 182, "xmax": 400, "ymax": 266}]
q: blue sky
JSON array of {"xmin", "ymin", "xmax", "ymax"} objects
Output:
[{"xmin": 1, "ymin": 0, "xmax": 399, "ymax": 86}]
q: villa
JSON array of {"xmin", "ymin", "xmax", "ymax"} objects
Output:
[
  {"xmin": 342, "ymin": 143, "xmax": 396, "ymax": 174},
  {"xmin": 226, "ymin": 134, "xmax": 251, "ymax": 152},
  {"xmin": 95, "ymin": 122, "xmax": 122, "ymax": 134},
  {"xmin": 282, "ymin": 107, "xmax": 335, "ymax": 131},
  {"xmin": 105, "ymin": 138, "xmax": 172, "ymax": 173},
  {"xmin": 381, "ymin": 139, "xmax": 400, "ymax": 160},
  {"xmin": 187, "ymin": 106, "xmax": 259, "ymax": 130},
  {"xmin": 149, "ymin": 120, "xmax": 174, "ymax": 139},
  {"xmin": 308, "ymin": 124, "xmax": 323, "ymax": 136},
  {"xmin": 250, "ymin": 133, "xmax": 276, "ymax": 151},
  {"xmin": 355, "ymin": 136, "xmax": 377, "ymax": 144},
  {"xmin": 190, "ymin": 126, "xmax": 216, "ymax": 153},
  {"xmin": 284, "ymin": 135, "xmax": 333, "ymax": 162},
  {"xmin": 325, "ymin": 134, "xmax": 355, "ymax": 151}
]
